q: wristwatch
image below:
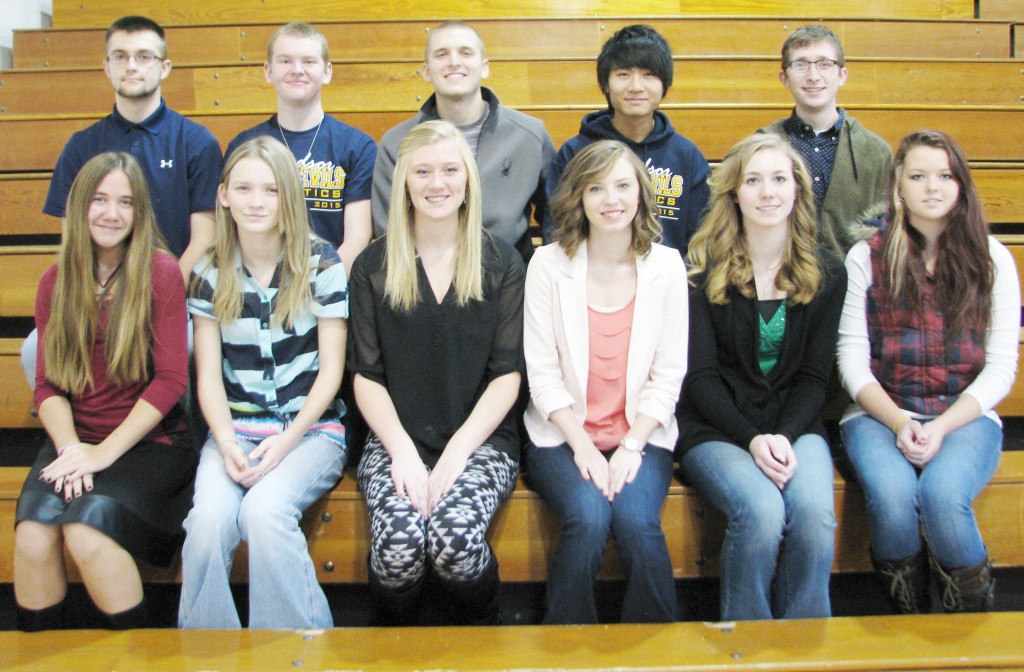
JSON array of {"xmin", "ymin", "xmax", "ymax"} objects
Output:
[{"xmin": 619, "ymin": 437, "xmax": 646, "ymax": 456}]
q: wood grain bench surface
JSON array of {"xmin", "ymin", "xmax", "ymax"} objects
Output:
[
  {"xmin": 4, "ymin": 612, "xmax": 1024, "ymax": 671},
  {"xmin": 13, "ymin": 17, "xmax": 1013, "ymax": 69},
  {"xmin": 4, "ymin": 58, "xmax": 1023, "ymax": 117},
  {"xmin": 49, "ymin": 0, "xmax": 979, "ymax": 28},
  {"xmin": 3, "ymin": 107, "xmax": 1024, "ymax": 174},
  {"xmin": 1, "ymin": 451, "xmax": 1023, "ymax": 585}
]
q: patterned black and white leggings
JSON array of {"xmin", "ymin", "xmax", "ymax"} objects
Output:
[{"xmin": 357, "ymin": 434, "xmax": 519, "ymax": 589}]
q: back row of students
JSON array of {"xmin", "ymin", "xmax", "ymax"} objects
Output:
[
  {"xmin": 12, "ymin": 15, "xmax": 1017, "ymax": 630},
  {"xmin": 18, "ymin": 17, "xmax": 887, "ymax": 382}
]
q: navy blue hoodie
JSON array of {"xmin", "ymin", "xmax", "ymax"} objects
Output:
[{"xmin": 545, "ymin": 109, "xmax": 711, "ymax": 255}]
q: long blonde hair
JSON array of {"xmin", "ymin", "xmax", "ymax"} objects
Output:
[
  {"xmin": 195, "ymin": 136, "xmax": 315, "ymax": 329},
  {"xmin": 44, "ymin": 152, "xmax": 165, "ymax": 394},
  {"xmin": 687, "ymin": 134, "xmax": 821, "ymax": 305},
  {"xmin": 550, "ymin": 139, "xmax": 661, "ymax": 259},
  {"xmin": 384, "ymin": 120, "xmax": 483, "ymax": 312}
]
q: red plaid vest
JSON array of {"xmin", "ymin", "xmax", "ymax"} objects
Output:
[{"xmin": 866, "ymin": 232, "xmax": 985, "ymax": 415}]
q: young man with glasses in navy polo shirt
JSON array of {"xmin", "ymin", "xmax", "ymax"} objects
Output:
[
  {"xmin": 23, "ymin": 15, "xmax": 222, "ymax": 385},
  {"xmin": 759, "ymin": 24, "xmax": 892, "ymax": 257}
]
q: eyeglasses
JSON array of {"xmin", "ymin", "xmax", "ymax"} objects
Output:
[
  {"xmin": 786, "ymin": 58, "xmax": 840, "ymax": 74},
  {"xmin": 106, "ymin": 51, "xmax": 163, "ymax": 66}
]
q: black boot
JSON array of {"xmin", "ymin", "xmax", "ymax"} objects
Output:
[
  {"xmin": 368, "ymin": 562, "xmax": 424, "ymax": 626},
  {"xmin": 872, "ymin": 550, "xmax": 930, "ymax": 614},
  {"xmin": 103, "ymin": 598, "xmax": 151, "ymax": 630},
  {"xmin": 16, "ymin": 600, "xmax": 66, "ymax": 632},
  {"xmin": 437, "ymin": 551, "xmax": 501, "ymax": 626},
  {"xmin": 933, "ymin": 555, "xmax": 996, "ymax": 613}
]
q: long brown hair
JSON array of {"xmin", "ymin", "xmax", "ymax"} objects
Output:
[
  {"xmin": 687, "ymin": 133, "xmax": 821, "ymax": 305},
  {"xmin": 550, "ymin": 139, "xmax": 662, "ymax": 260},
  {"xmin": 880, "ymin": 130, "xmax": 993, "ymax": 338},
  {"xmin": 44, "ymin": 152, "xmax": 165, "ymax": 394}
]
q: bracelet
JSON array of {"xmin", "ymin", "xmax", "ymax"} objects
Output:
[
  {"xmin": 219, "ymin": 438, "xmax": 240, "ymax": 450},
  {"xmin": 891, "ymin": 415, "xmax": 911, "ymax": 434},
  {"xmin": 56, "ymin": 442, "xmax": 83, "ymax": 456}
]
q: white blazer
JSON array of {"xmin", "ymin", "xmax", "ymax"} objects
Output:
[{"xmin": 523, "ymin": 242, "xmax": 689, "ymax": 450}]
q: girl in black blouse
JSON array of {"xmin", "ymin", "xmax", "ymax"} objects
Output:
[{"xmin": 349, "ymin": 120, "xmax": 525, "ymax": 625}]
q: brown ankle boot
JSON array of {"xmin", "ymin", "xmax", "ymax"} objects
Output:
[
  {"xmin": 932, "ymin": 555, "xmax": 995, "ymax": 613},
  {"xmin": 872, "ymin": 551, "xmax": 930, "ymax": 614}
]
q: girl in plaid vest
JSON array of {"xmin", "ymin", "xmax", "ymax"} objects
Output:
[{"xmin": 838, "ymin": 130, "xmax": 1019, "ymax": 613}]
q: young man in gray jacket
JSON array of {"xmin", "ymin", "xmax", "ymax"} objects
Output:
[
  {"xmin": 371, "ymin": 21, "xmax": 555, "ymax": 261},
  {"xmin": 759, "ymin": 24, "xmax": 892, "ymax": 256}
]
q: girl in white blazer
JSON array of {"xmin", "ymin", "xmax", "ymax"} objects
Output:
[{"xmin": 524, "ymin": 140, "xmax": 688, "ymax": 624}]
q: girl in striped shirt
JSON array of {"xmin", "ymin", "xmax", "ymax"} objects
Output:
[{"xmin": 179, "ymin": 136, "xmax": 348, "ymax": 629}]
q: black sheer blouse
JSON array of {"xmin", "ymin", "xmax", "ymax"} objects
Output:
[{"xmin": 349, "ymin": 234, "xmax": 525, "ymax": 467}]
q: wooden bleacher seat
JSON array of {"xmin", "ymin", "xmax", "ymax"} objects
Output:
[
  {"xmin": 2, "ymin": 452, "xmax": 1023, "ymax": 585},
  {"xmin": 4, "ymin": 612, "xmax": 1024, "ymax": 671},
  {"xmin": 980, "ymin": 0, "xmax": 1024, "ymax": 19},
  {"xmin": 2, "ymin": 107, "xmax": 1024, "ymax": 175},
  {"xmin": 3, "ymin": 164, "xmax": 1023, "ymax": 247},
  {"xmin": 4, "ymin": 58, "xmax": 1024, "ymax": 117},
  {"xmin": 0, "ymin": 339, "xmax": 37, "ymax": 429},
  {"xmin": 48, "ymin": 0, "xmax": 977, "ymax": 27},
  {"xmin": 0, "ymin": 175, "xmax": 61, "ymax": 237},
  {"xmin": 0, "ymin": 246, "xmax": 55, "ymax": 321},
  {"xmin": 12, "ymin": 17, "xmax": 1013, "ymax": 69}
]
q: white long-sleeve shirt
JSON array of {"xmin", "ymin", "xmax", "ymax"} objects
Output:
[{"xmin": 837, "ymin": 236, "xmax": 1020, "ymax": 424}]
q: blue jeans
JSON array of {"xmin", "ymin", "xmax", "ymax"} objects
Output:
[
  {"xmin": 178, "ymin": 434, "xmax": 345, "ymax": 628},
  {"xmin": 680, "ymin": 434, "xmax": 836, "ymax": 621},
  {"xmin": 842, "ymin": 413, "xmax": 1002, "ymax": 568},
  {"xmin": 525, "ymin": 443, "xmax": 678, "ymax": 624}
]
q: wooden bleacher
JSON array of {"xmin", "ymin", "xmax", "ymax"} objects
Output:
[
  {"xmin": 4, "ymin": 58, "xmax": 1024, "ymax": 117},
  {"xmin": 4, "ymin": 613, "xmax": 1024, "ymax": 671},
  {"xmin": 2, "ymin": 160, "xmax": 1021, "ymax": 238},
  {"xmin": 3, "ymin": 451, "xmax": 1024, "ymax": 585},
  {"xmin": 47, "ymin": 0, "xmax": 979, "ymax": 26},
  {"xmin": 12, "ymin": 18, "xmax": 1015, "ymax": 68},
  {"xmin": 3, "ymin": 108, "xmax": 1024, "ymax": 176}
]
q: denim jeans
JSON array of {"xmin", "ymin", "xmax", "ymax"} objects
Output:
[
  {"xmin": 679, "ymin": 434, "xmax": 836, "ymax": 621},
  {"xmin": 525, "ymin": 443, "xmax": 678, "ymax": 624},
  {"xmin": 178, "ymin": 433, "xmax": 345, "ymax": 628},
  {"xmin": 841, "ymin": 413, "xmax": 1002, "ymax": 568}
]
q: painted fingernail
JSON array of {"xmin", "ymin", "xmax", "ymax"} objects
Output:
[{"xmin": 86, "ymin": 484, "xmax": 93, "ymax": 491}]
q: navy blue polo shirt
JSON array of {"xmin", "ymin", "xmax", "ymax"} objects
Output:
[{"xmin": 44, "ymin": 99, "xmax": 223, "ymax": 258}]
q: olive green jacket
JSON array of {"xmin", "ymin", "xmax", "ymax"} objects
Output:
[{"xmin": 760, "ymin": 112, "xmax": 893, "ymax": 257}]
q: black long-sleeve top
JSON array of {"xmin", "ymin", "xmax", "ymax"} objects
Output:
[{"xmin": 676, "ymin": 249, "xmax": 847, "ymax": 456}]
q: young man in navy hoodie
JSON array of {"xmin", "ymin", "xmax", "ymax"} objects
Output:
[{"xmin": 545, "ymin": 25, "xmax": 710, "ymax": 254}]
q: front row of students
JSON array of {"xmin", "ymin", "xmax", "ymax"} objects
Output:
[{"xmin": 13, "ymin": 121, "xmax": 1016, "ymax": 630}]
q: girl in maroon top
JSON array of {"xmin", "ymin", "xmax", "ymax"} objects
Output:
[{"xmin": 13, "ymin": 152, "xmax": 192, "ymax": 631}]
